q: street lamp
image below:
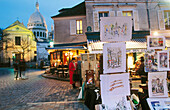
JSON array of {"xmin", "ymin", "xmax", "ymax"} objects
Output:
[{"xmin": 50, "ymin": 41, "xmax": 54, "ymax": 47}]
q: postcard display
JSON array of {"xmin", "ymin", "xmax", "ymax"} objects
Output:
[
  {"xmin": 99, "ymin": 16, "xmax": 132, "ymax": 109},
  {"xmin": 145, "ymin": 36, "xmax": 170, "ymax": 110},
  {"xmin": 81, "ymin": 53, "xmax": 101, "ymax": 87}
]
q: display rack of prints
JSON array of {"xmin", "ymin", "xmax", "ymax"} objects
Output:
[
  {"xmin": 103, "ymin": 42, "xmax": 126, "ymax": 74},
  {"xmin": 100, "ymin": 16, "xmax": 132, "ymax": 42},
  {"xmin": 157, "ymin": 50, "xmax": 170, "ymax": 71},
  {"xmin": 148, "ymin": 72, "xmax": 168, "ymax": 98},
  {"xmin": 147, "ymin": 36, "xmax": 166, "ymax": 50}
]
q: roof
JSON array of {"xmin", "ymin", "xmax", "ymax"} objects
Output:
[
  {"xmin": 51, "ymin": 2, "xmax": 86, "ymax": 18},
  {"xmin": 6, "ymin": 20, "xmax": 26, "ymax": 29}
]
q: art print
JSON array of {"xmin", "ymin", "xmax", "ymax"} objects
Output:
[
  {"xmin": 157, "ymin": 51, "xmax": 170, "ymax": 71},
  {"xmin": 145, "ymin": 50, "xmax": 158, "ymax": 72},
  {"xmin": 148, "ymin": 72, "xmax": 168, "ymax": 98},
  {"xmin": 147, "ymin": 98, "xmax": 170, "ymax": 110},
  {"xmin": 147, "ymin": 36, "xmax": 166, "ymax": 50},
  {"xmin": 100, "ymin": 16, "xmax": 132, "ymax": 42},
  {"xmin": 103, "ymin": 42, "xmax": 126, "ymax": 74},
  {"xmin": 101, "ymin": 95, "xmax": 131, "ymax": 110},
  {"xmin": 100, "ymin": 73, "xmax": 130, "ymax": 97}
]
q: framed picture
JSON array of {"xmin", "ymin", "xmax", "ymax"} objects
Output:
[
  {"xmin": 148, "ymin": 72, "xmax": 168, "ymax": 98},
  {"xmin": 100, "ymin": 16, "xmax": 132, "ymax": 42},
  {"xmin": 147, "ymin": 36, "xmax": 166, "ymax": 50},
  {"xmin": 144, "ymin": 50, "xmax": 158, "ymax": 72},
  {"xmin": 103, "ymin": 42, "xmax": 126, "ymax": 74},
  {"xmin": 157, "ymin": 51, "xmax": 170, "ymax": 71}
]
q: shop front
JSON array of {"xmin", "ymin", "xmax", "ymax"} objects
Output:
[{"xmin": 46, "ymin": 42, "xmax": 87, "ymax": 67}]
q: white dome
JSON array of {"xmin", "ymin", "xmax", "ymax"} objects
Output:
[
  {"xmin": 27, "ymin": 1, "xmax": 47, "ymax": 30},
  {"xmin": 28, "ymin": 11, "xmax": 46, "ymax": 24}
]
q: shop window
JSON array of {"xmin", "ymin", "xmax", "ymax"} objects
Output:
[
  {"xmin": 15, "ymin": 36, "xmax": 21, "ymax": 45},
  {"xmin": 164, "ymin": 10, "xmax": 170, "ymax": 29},
  {"xmin": 76, "ymin": 20, "xmax": 83, "ymax": 34}
]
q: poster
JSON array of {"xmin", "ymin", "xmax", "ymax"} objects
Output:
[
  {"xmin": 100, "ymin": 73, "xmax": 131, "ymax": 110},
  {"xmin": 147, "ymin": 36, "xmax": 166, "ymax": 50},
  {"xmin": 147, "ymin": 98, "xmax": 170, "ymax": 110},
  {"xmin": 100, "ymin": 16, "xmax": 132, "ymax": 42},
  {"xmin": 148, "ymin": 72, "xmax": 168, "ymax": 98},
  {"xmin": 157, "ymin": 51, "xmax": 170, "ymax": 71},
  {"xmin": 103, "ymin": 42, "xmax": 126, "ymax": 74},
  {"xmin": 145, "ymin": 50, "xmax": 158, "ymax": 72}
]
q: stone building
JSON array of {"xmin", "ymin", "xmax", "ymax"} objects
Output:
[
  {"xmin": 0, "ymin": 20, "xmax": 36, "ymax": 65},
  {"xmin": 47, "ymin": 2, "xmax": 87, "ymax": 66}
]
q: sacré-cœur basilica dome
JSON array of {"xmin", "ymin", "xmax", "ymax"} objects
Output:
[{"xmin": 27, "ymin": 1, "xmax": 48, "ymax": 41}]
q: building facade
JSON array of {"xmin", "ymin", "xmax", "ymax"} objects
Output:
[
  {"xmin": 48, "ymin": 2, "xmax": 87, "ymax": 66},
  {"xmin": 0, "ymin": 20, "xmax": 37, "ymax": 65}
]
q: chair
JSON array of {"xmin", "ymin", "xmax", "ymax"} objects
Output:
[
  {"xmin": 57, "ymin": 68, "xmax": 63, "ymax": 78},
  {"xmin": 63, "ymin": 68, "xmax": 69, "ymax": 78}
]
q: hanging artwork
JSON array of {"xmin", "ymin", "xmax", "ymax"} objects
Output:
[
  {"xmin": 147, "ymin": 36, "xmax": 166, "ymax": 50},
  {"xmin": 148, "ymin": 72, "xmax": 168, "ymax": 98},
  {"xmin": 147, "ymin": 98, "xmax": 170, "ymax": 110},
  {"xmin": 100, "ymin": 16, "xmax": 132, "ymax": 42},
  {"xmin": 144, "ymin": 50, "xmax": 158, "ymax": 72},
  {"xmin": 100, "ymin": 73, "xmax": 131, "ymax": 109},
  {"xmin": 103, "ymin": 42, "xmax": 126, "ymax": 74},
  {"xmin": 157, "ymin": 51, "xmax": 170, "ymax": 71}
]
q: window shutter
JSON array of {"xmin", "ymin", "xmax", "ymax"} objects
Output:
[
  {"xmin": 70, "ymin": 20, "xmax": 76, "ymax": 35},
  {"xmin": 158, "ymin": 10, "xmax": 165, "ymax": 30},
  {"xmin": 109, "ymin": 11, "xmax": 115, "ymax": 17},
  {"xmin": 117, "ymin": 11, "xmax": 122, "ymax": 16},
  {"xmin": 93, "ymin": 11, "xmax": 99, "ymax": 32},
  {"xmin": 133, "ymin": 10, "xmax": 140, "ymax": 31}
]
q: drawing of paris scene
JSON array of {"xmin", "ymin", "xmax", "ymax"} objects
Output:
[
  {"xmin": 149, "ymin": 37, "xmax": 163, "ymax": 47},
  {"xmin": 159, "ymin": 52, "xmax": 168, "ymax": 69},
  {"xmin": 151, "ymin": 76, "xmax": 164, "ymax": 96},
  {"xmin": 144, "ymin": 50, "xmax": 158, "ymax": 72},
  {"xmin": 107, "ymin": 47, "xmax": 122, "ymax": 69},
  {"xmin": 104, "ymin": 22, "xmax": 128, "ymax": 39}
]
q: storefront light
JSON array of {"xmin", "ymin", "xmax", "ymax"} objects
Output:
[
  {"xmin": 70, "ymin": 52, "xmax": 73, "ymax": 56},
  {"xmin": 153, "ymin": 31, "xmax": 158, "ymax": 36}
]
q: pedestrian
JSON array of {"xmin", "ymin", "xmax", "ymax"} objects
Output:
[
  {"xmin": 13, "ymin": 60, "xmax": 19, "ymax": 80},
  {"xmin": 19, "ymin": 60, "xmax": 26, "ymax": 79},
  {"xmin": 69, "ymin": 58, "xmax": 77, "ymax": 89},
  {"xmin": 77, "ymin": 57, "xmax": 82, "ymax": 86},
  {"xmin": 136, "ymin": 56, "xmax": 147, "ymax": 84}
]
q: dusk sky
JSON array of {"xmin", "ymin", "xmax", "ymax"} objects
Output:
[{"xmin": 0, "ymin": 0, "xmax": 84, "ymax": 31}]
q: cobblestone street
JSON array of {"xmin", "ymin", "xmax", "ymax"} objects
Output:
[{"xmin": 0, "ymin": 68, "xmax": 88, "ymax": 110}]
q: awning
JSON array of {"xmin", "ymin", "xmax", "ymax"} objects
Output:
[{"xmin": 46, "ymin": 46, "xmax": 87, "ymax": 50}]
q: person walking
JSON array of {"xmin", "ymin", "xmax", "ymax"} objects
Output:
[
  {"xmin": 69, "ymin": 58, "xmax": 77, "ymax": 89},
  {"xmin": 19, "ymin": 60, "xmax": 26, "ymax": 79},
  {"xmin": 13, "ymin": 60, "xmax": 19, "ymax": 80},
  {"xmin": 77, "ymin": 57, "xmax": 82, "ymax": 87}
]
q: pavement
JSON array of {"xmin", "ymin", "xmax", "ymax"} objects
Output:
[{"xmin": 0, "ymin": 68, "xmax": 89, "ymax": 110}]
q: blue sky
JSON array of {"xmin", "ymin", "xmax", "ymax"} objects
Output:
[{"xmin": 0, "ymin": 0, "xmax": 84, "ymax": 31}]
